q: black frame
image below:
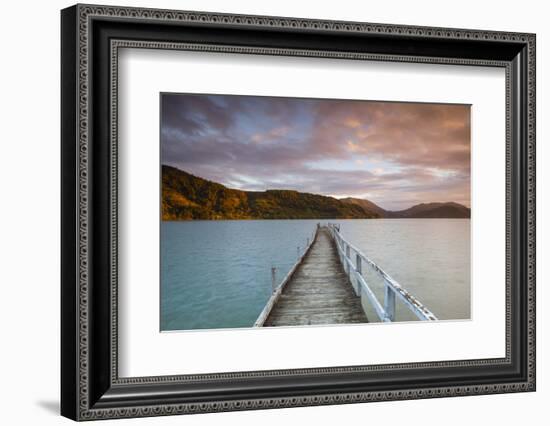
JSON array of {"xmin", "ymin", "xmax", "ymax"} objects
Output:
[{"xmin": 61, "ymin": 4, "xmax": 536, "ymax": 421}]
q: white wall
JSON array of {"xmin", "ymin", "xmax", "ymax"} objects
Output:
[{"xmin": 0, "ymin": 0, "xmax": 546, "ymax": 424}]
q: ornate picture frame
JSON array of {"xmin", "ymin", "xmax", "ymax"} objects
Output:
[{"xmin": 61, "ymin": 4, "xmax": 535, "ymax": 421}]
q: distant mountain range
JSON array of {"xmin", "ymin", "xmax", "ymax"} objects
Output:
[
  {"xmin": 340, "ymin": 198, "xmax": 471, "ymax": 219},
  {"xmin": 162, "ymin": 165, "xmax": 470, "ymax": 220}
]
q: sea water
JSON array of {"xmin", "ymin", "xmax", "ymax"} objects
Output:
[{"xmin": 160, "ymin": 219, "xmax": 470, "ymax": 331}]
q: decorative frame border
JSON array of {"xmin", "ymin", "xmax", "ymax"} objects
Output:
[
  {"xmin": 110, "ymin": 40, "xmax": 511, "ymax": 383},
  {"xmin": 61, "ymin": 3, "xmax": 536, "ymax": 421}
]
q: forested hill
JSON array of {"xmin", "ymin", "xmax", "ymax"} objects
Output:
[{"xmin": 162, "ymin": 165, "xmax": 380, "ymax": 220}]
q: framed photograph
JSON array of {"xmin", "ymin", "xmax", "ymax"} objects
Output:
[{"xmin": 61, "ymin": 4, "xmax": 536, "ymax": 421}]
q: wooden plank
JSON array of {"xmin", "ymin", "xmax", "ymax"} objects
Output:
[
  {"xmin": 254, "ymin": 226, "xmax": 319, "ymax": 327},
  {"xmin": 264, "ymin": 227, "xmax": 368, "ymax": 326}
]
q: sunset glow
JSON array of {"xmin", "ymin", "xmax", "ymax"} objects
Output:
[{"xmin": 161, "ymin": 94, "xmax": 470, "ymax": 211}]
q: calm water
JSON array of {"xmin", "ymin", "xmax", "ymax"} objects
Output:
[{"xmin": 161, "ymin": 219, "xmax": 470, "ymax": 331}]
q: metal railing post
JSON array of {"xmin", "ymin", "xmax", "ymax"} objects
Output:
[
  {"xmin": 271, "ymin": 267, "xmax": 277, "ymax": 292},
  {"xmin": 384, "ymin": 284, "xmax": 396, "ymax": 321},
  {"xmin": 355, "ymin": 254, "xmax": 362, "ymax": 296}
]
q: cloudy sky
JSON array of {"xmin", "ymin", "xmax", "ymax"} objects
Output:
[{"xmin": 161, "ymin": 93, "xmax": 470, "ymax": 211}]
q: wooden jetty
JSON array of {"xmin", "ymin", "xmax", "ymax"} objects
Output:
[
  {"xmin": 255, "ymin": 224, "xmax": 437, "ymax": 327},
  {"xmin": 262, "ymin": 226, "xmax": 367, "ymax": 326}
]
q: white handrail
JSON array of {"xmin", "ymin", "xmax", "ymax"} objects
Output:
[{"xmin": 328, "ymin": 223, "xmax": 437, "ymax": 322}]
